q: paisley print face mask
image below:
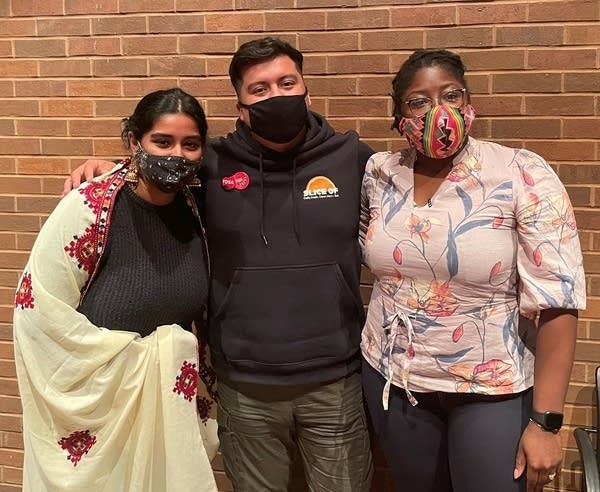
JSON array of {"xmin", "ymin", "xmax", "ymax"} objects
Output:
[{"xmin": 396, "ymin": 104, "xmax": 476, "ymax": 159}]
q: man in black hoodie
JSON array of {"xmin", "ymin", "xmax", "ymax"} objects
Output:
[{"xmin": 64, "ymin": 37, "xmax": 373, "ymax": 492}]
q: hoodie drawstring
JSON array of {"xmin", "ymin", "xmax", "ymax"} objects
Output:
[
  {"xmin": 258, "ymin": 151, "xmax": 269, "ymax": 246},
  {"xmin": 382, "ymin": 311, "xmax": 418, "ymax": 410},
  {"xmin": 291, "ymin": 157, "xmax": 301, "ymax": 244}
]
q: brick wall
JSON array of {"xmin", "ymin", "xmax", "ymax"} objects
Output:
[{"xmin": 0, "ymin": 0, "xmax": 598, "ymax": 490}]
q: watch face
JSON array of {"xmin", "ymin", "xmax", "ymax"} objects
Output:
[{"xmin": 545, "ymin": 412, "xmax": 563, "ymax": 429}]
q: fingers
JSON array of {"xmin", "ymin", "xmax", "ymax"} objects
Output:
[
  {"xmin": 514, "ymin": 446, "xmax": 526, "ymax": 479},
  {"xmin": 83, "ymin": 163, "xmax": 97, "ymax": 183},
  {"xmin": 526, "ymin": 468, "xmax": 559, "ymax": 492},
  {"xmin": 61, "ymin": 177, "xmax": 74, "ymax": 197}
]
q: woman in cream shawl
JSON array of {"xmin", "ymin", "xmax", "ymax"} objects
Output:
[{"xmin": 14, "ymin": 88, "xmax": 218, "ymax": 492}]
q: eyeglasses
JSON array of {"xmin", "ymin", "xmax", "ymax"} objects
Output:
[{"xmin": 402, "ymin": 88, "xmax": 468, "ymax": 117}]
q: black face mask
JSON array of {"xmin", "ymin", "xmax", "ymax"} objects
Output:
[
  {"xmin": 135, "ymin": 146, "xmax": 201, "ymax": 193},
  {"xmin": 239, "ymin": 90, "xmax": 309, "ymax": 144}
]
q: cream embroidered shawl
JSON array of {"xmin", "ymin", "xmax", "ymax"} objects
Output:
[{"xmin": 14, "ymin": 170, "xmax": 218, "ymax": 492}]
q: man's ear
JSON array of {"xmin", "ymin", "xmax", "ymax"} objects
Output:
[{"xmin": 237, "ymin": 101, "xmax": 249, "ymax": 126}]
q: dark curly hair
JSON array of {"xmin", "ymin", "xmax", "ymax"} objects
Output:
[{"xmin": 391, "ymin": 49, "xmax": 468, "ymax": 116}]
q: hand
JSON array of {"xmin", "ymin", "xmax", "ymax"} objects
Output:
[
  {"xmin": 514, "ymin": 421, "xmax": 562, "ymax": 491},
  {"xmin": 62, "ymin": 159, "xmax": 116, "ymax": 196}
]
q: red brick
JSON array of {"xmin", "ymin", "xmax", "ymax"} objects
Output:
[
  {"xmin": 91, "ymin": 16, "xmax": 147, "ymax": 35},
  {"xmin": 67, "ymin": 80, "xmax": 122, "ymax": 97},
  {"xmin": 42, "ymin": 138, "xmax": 94, "ymax": 156},
  {"xmin": 177, "ymin": 0, "xmax": 233, "ymax": 10},
  {"xmin": 37, "ymin": 18, "xmax": 91, "ymax": 36},
  {"xmin": 0, "ymin": 100, "xmax": 38, "ymax": 117},
  {"xmin": 528, "ymin": 0, "xmax": 599, "ymax": 22},
  {"xmin": 0, "ymin": 158, "xmax": 16, "ymax": 173},
  {"xmin": 204, "ymin": 99, "xmax": 238, "ymax": 117},
  {"xmin": 302, "ymin": 55, "xmax": 328, "ymax": 76},
  {"xmin": 2, "ymin": 466, "xmax": 23, "ymax": 485},
  {"xmin": 206, "ymin": 13, "xmax": 265, "ymax": 32},
  {"xmin": 68, "ymin": 37, "xmax": 121, "ymax": 56},
  {"xmin": 0, "ymin": 363, "xmax": 16, "ymax": 380},
  {"xmin": 493, "ymin": 72, "xmax": 562, "ymax": 93},
  {"xmin": 329, "ymin": 97, "xmax": 389, "ymax": 117},
  {"xmin": 460, "ymin": 50, "xmax": 525, "ymax": 70},
  {"xmin": 563, "ymin": 119, "xmax": 600, "ymax": 139},
  {"xmin": 0, "ymin": 41, "xmax": 11, "ymax": 57},
  {"xmin": 391, "ymin": 5, "xmax": 457, "ymax": 27},
  {"xmin": 426, "ymin": 27, "xmax": 494, "ymax": 48},
  {"xmin": 0, "ymin": 120, "xmax": 14, "ymax": 136},
  {"xmin": 16, "ymin": 196, "xmax": 60, "ymax": 214},
  {"xmin": 180, "ymin": 34, "xmax": 235, "ymax": 55},
  {"xmin": 69, "ymin": 119, "xmax": 119, "ymax": 137},
  {"xmin": 39, "ymin": 59, "xmax": 91, "ymax": 77},
  {"xmin": 120, "ymin": 0, "xmax": 174, "ymax": 12},
  {"xmin": 123, "ymin": 36, "xmax": 179, "ymax": 55},
  {"xmin": 0, "ymin": 214, "xmax": 40, "ymax": 232},
  {"xmin": 297, "ymin": 0, "xmax": 358, "ymax": 5},
  {"xmin": 528, "ymin": 49, "xmax": 597, "ymax": 70},
  {"xmin": 17, "ymin": 156, "xmax": 70, "ymax": 175},
  {"xmin": 14, "ymin": 39, "xmax": 66, "ymax": 58},
  {"xmin": 0, "ymin": 81, "xmax": 14, "ymax": 97},
  {"xmin": 93, "ymin": 138, "xmax": 125, "ymax": 157},
  {"xmin": 0, "ymin": 61, "xmax": 37, "ymax": 78},
  {"xmin": 16, "ymin": 119, "xmax": 67, "ymax": 137},
  {"xmin": 0, "ymin": 233, "xmax": 16, "ymax": 250},
  {"xmin": 496, "ymin": 26, "xmax": 564, "ymax": 46},
  {"xmin": 95, "ymin": 99, "xmax": 137, "ymax": 117},
  {"xmin": 328, "ymin": 54, "xmax": 390, "ymax": 74},
  {"xmin": 0, "ymin": 450, "xmax": 23, "ymax": 468},
  {"xmin": 0, "ymin": 138, "xmax": 41, "ymax": 155},
  {"xmin": 358, "ymin": 118, "xmax": 395, "ymax": 138},
  {"xmin": 265, "ymin": 11, "xmax": 326, "ymax": 31},
  {"xmin": 559, "ymin": 164, "xmax": 600, "ymax": 185},
  {"xmin": 360, "ymin": 30, "xmax": 423, "ymax": 51},
  {"xmin": 326, "ymin": 9, "xmax": 389, "ymax": 29},
  {"xmin": 93, "ymin": 58, "xmax": 148, "ymax": 77},
  {"xmin": 525, "ymin": 96, "xmax": 595, "ymax": 116},
  {"xmin": 0, "ymin": 198, "xmax": 15, "ymax": 213},
  {"xmin": 42, "ymin": 176, "xmax": 72, "ymax": 194},
  {"xmin": 149, "ymin": 57, "xmax": 206, "ymax": 76},
  {"xmin": 471, "ymin": 95, "xmax": 523, "ymax": 115},
  {"xmin": 65, "ymin": 0, "xmax": 118, "ymax": 14},
  {"xmin": 464, "ymin": 74, "xmax": 490, "ymax": 94},
  {"xmin": 16, "ymin": 232, "xmax": 39, "ymax": 250},
  {"xmin": 238, "ymin": 33, "xmax": 297, "ymax": 49},
  {"xmin": 299, "ymin": 33, "xmax": 360, "ymax": 53},
  {"xmin": 563, "ymin": 70, "xmax": 600, "ymax": 92},
  {"xmin": 14, "ymin": 80, "xmax": 66, "ymax": 97},
  {"xmin": 148, "ymin": 14, "xmax": 205, "ymax": 33},
  {"xmin": 458, "ymin": 3, "xmax": 527, "ymax": 25},
  {"xmin": 41, "ymin": 100, "xmax": 93, "ymax": 117},
  {"xmin": 526, "ymin": 141, "xmax": 597, "ymax": 162},
  {"xmin": 491, "ymin": 118, "xmax": 561, "ymax": 139},
  {"xmin": 565, "ymin": 186, "xmax": 592, "ymax": 207},
  {"xmin": 11, "ymin": 0, "xmax": 64, "ymax": 16},
  {"xmin": 124, "ymin": 78, "xmax": 180, "ymax": 97},
  {"xmin": 565, "ymin": 25, "xmax": 600, "ymax": 45},
  {"xmin": 305, "ymin": 76, "xmax": 357, "ymax": 96},
  {"xmin": 0, "ymin": 20, "xmax": 36, "ymax": 37}
]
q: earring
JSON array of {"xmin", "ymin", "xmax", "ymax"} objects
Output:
[{"xmin": 124, "ymin": 160, "xmax": 139, "ymax": 185}]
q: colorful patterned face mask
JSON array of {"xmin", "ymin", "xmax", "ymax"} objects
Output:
[{"xmin": 397, "ymin": 104, "xmax": 476, "ymax": 159}]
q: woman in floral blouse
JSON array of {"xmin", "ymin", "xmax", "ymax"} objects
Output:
[{"xmin": 360, "ymin": 49, "xmax": 586, "ymax": 492}]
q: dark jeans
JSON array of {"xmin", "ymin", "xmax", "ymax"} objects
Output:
[
  {"xmin": 217, "ymin": 373, "xmax": 373, "ymax": 492},
  {"xmin": 362, "ymin": 358, "xmax": 531, "ymax": 492}
]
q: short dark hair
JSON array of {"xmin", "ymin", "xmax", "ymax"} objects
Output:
[
  {"xmin": 121, "ymin": 88, "xmax": 208, "ymax": 148},
  {"xmin": 391, "ymin": 49, "xmax": 468, "ymax": 116},
  {"xmin": 228, "ymin": 37, "xmax": 304, "ymax": 95}
]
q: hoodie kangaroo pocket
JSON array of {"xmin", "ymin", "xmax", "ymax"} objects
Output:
[{"xmin": 215, "ymin": 263, "xmax": 361, "ymax": 373}]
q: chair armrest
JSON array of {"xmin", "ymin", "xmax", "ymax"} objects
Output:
[{"xmin": 574, "ymin": 427, "xmax": 600, "ymax": 492}]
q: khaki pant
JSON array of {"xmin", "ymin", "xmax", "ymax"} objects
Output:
[{"xmin": 217, "ymin": 373, "xmax": 373, "ymax": 492}]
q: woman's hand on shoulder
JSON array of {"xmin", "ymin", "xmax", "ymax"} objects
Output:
[
  {"xmin": 62, "ymin": 159, "xmax": 116, "ymax": 196},
  {"xmin": 514, "ymin": 421, "xmax": 562, "ymax": 492}
]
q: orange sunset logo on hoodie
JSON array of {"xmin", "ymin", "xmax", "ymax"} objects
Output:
[{"xmin": 303, "ymin": 176, "xmax": 339, "ymax": 200}]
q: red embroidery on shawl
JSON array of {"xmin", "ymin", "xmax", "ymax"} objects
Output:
[
  {"xmin": 58, "ymin": 430, "xmax": 96, "ymax": 467},
  {"xmin": 173, "ymin": 360, "xmax": 198, "ymax": 402},
  {"xmin": 15, "ymin": 272, "xmax": 34, "ymax": 309},
  {"xmin": 64, "ymin": 226, "xmax": 97, "ymax": 274},
  {"xmin": 79, "ymin": 180, "xmax": 112, "ymax": 215}
]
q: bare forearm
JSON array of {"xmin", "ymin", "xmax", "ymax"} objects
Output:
[{"xmin": 532, "ymin": 308, "xmax": 578, "ymax": 412}]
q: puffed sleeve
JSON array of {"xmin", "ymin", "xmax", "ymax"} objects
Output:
[{"xmin": 513, "ymin": 149, "xmax": 586, "ymax": 315}]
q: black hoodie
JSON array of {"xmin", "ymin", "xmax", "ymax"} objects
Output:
[{"xmin": 201, "ymin": 112, "xmax": 374, "ymax": 386}]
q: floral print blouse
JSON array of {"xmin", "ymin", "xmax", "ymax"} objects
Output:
[{"xmin": 360, "ymin": 137, "xmax": 586, "ymax": 405}]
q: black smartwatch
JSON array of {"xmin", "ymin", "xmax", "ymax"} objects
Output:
[{"xmin": 530, "ymin": 410, "xmax": 563, "ymax": 433}]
